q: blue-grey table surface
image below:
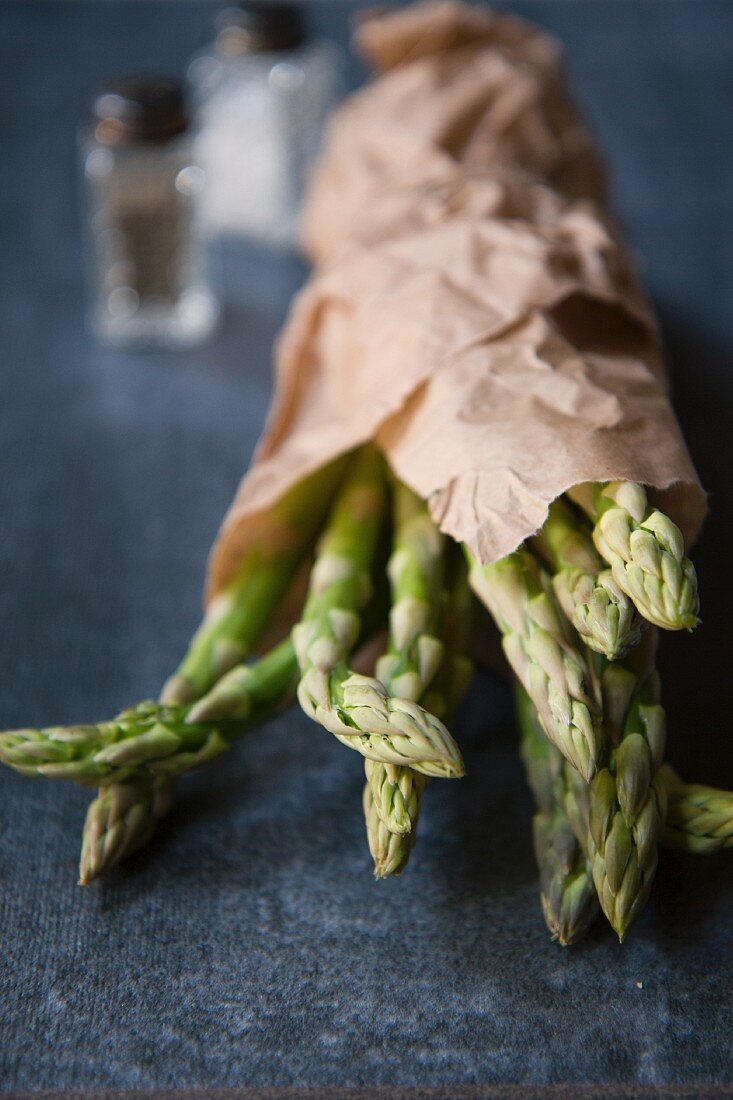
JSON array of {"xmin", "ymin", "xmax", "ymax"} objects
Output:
[{"xmin": 1, "ymin": 0, "xmax": 732, "ymax": 1093}]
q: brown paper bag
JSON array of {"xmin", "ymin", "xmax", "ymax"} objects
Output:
[{"xmin": 207, "ymin": 1, "xmax": 705, "ymax": 599}]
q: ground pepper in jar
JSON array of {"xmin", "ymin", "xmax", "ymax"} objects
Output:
[{"xmin": 82, "ymin": 77, "xmax": 218, "ymax": 346}]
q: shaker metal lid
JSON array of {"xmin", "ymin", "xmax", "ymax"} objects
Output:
[
  {"xmin": 215, "ymin": 2, "xmax": 305, "ymax": 54},
  {"xmin": 92, "ymin": 77, "xmax": 188, "ymax": 143}
]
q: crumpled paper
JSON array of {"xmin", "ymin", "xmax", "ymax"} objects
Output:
[{"xmin": 207, "ymin": 0, "xmax": 705, "ymax": 599}]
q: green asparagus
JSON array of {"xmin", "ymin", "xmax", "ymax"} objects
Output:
[
  {"xmin": 161, "ymin": 456, "xmax": 347, "ymax": 705},
  {"xmin": 79, "ymin": 774, "xmax": 175, "ymax": 885},
  {"xmin": 363, "ymin": 777, "xmax": 417, "ymax": 877},
  {"xmin": 536, "ymin": 498, "xmax": 643, "ymax": 660},
  {"xmin": 366, "ymin": 544, "xmax": 474, "ymax": 876},
  {"xmin": 467, "ymin": 546, "xmax": 602, "ymax": 781},
  {"xmin": 293, "ymin": 448, "xmax": 464, "ymax": 779},
  {"xmin": 516, "ymin": 686, "xmax": 599, "ymax": 946},
  {"xmin": 660, "ymin": 765, "xmax": 733, "ymax": 853},
  {"xmin": 0, "ymin": 637, "xmax": 299, "ymax": 786},
  {"xmin": 81, "ymin": 486, "xmax": 311, "ymax": 874},
  {"xmin": 571, "ymin": 482, "xmax": 699, "ymax": 632},
  {"xmin": 587, "ymin": 654, "xmax": 667, "ymax": 941},
  {"xmin": 366, "ymin": 485, "xmax": 446, "ymax": 839},
  {"xmin": 364, "ymin": 759, "xmax": 427, "ymax": 837},
  {"xmin": 0, "ymin": 440, "xmax": 722, "ymax": 934}
]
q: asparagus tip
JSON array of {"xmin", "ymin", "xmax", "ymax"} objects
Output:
[
  {"xmin": 185, "ymin": 697, "xmax": 220, "ymax": 724},
  {"xmin": 373, "ymin": 862, "xmax": 403, "ymax": 880},
  {"xmin": 159, "ymin": 674, "xmax": 198, "ymax": 707}
]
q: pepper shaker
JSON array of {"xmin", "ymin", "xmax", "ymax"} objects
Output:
[{"xmin": 81, "ymin": 77, "xmax": 219, "ymax": 347}]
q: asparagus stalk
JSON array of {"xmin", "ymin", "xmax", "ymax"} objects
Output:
[
  {"xmin": 161, "ymin": 456, "xmax": 348, "ymax": 705},
  {"xmin": 364, "ymin": 759, "xmax": 427, "ymax": 838},
  {"xmin": 186, "ymin": 641, "xmax": 297, "ymax": 723},
  {"xmin": 0, "ymin": 638, "xmax": 299, "ymax": 785},
  {"xmin": 535, "ymin": 498, "xmax": 643, "ymax": 660},
  {"xmin": 586, "ymin": 651, "xmax": 667, "ymax": 941},
  {"xmin": 467, "ymin": 546, "xmax": 603, "ymax": 781},
  {"xmin": 659, "ymin": 765, "xmax": 733, "ymax": 853},
  {"xmin": 293, "ymin": 448, "xmax": 464, "ymax": 779},
  {"xmin": 363, "ymin": 778, "xmax": 417, "ymax": 877},
  {"xmin": 432, "ymin": 556, "xmax": 475, "ymax": 721},
  {"xmin": 516, "ymin": 685, "xmax": 599, "ymax": 946},
  {"xmin": 561, "ymin": 751, "xmax": 592, "ymax": 857},
  {"xmin": 570, "ymin": 482, "xmax": 699, "ymax": 632},
  {"xmin": 366, "ymin": 485, "xmax": 446, "ymax": 841},
  {"xmin": 366, "ymin": 553, "xmax": 474, "ymax": 876},
  {"xmin": 79, "ymin": 774, "xmax": 175, "ymax": 885},
  {"xmin": 374, "ymin": 485, "xmax": 446, "ymax": 704}
]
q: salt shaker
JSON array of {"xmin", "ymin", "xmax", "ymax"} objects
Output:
[
  {"xmin": 81, "ymin": 77, "xmax": 219, "ymax": 347},
  {"xmin": 188, "ymin": 2, "xmax": 341, "ymax": 249}
]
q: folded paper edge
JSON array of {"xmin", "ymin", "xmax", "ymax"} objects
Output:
[{"xmin": 206, "ymin": 447, "xmax": 707, "ymax": 605}]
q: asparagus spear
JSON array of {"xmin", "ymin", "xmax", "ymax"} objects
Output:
[
  {"xmin": 366, "ymin": 485, "xmax": 446, "ymax": 839},
  {"xmin": 659, "ymin": 765, "xmax": 733, "ymax": 853},
  {"xmin": 535, "ymin": 498, "xmax": 643, "ymax": 660},
  {"xmin": 293, "ymin": 448, "xmax": 464, "ymax": 779},
  {"xmin": 79, "ymin": 774, "xmax": 175, "ymax": 885},
  {"xmin": 433, "ymin": 562, "xmax": 475, "ymax": 721},
  {"xmin": 586, "ymin": 652, "xmax": 667, "ymax": 941},
  {"xmin": 161, "ymin": 456, "xmax": 348, "ymax": 705},
  {"xmin": 364, "ymin": 759, "xmax": 427, "ymax": 838},
  {"xmin": 561, "ymin": 751, "xmax": 592, "ymax": 857},
  {"xmin": 186, "ymin": 645, "xmax": 297, "ymax": 724},
  {"xmin": 374, "ymin": 485, "xmax": 446, "ymax": 704},
  {"xmin": 516, "ymin": 685, "xmax": 599, "ymax": 946},
  {"xmin": 467, "ymin": 546, "xmax": 603, "ymax": 781},
  {"xmin": 0, "ymin": 638, "xmax": 299, "ymax": 785},
  {"xmin": 363, "ymin": 778, "xmax": 417, "ymax": 877},
  {"xmin": 570, "ymin": 482, "xmax": 699, "ymax": 632},
  {"xmin": 365, "ymin": 550, "xmax": 473, "ymax": 875}
]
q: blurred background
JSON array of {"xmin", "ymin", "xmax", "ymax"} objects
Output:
[{"xmin": 1, "ymin": 1, "xmax": 732, "ymax": 1091}]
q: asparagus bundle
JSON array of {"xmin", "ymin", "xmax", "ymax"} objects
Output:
[
  {"xmin": 1, "ymin": 4, "xmax": 729, "ymax": 949},
  {"xmin": 0, "ymin": 450, "xmax": 728, "ymax": 939}
]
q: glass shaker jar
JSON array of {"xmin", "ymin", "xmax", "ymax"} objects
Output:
[
  {"xmin": 81, "ymin": 77, "xmax": 219, "ymax": 347},
  {"xmin": 188, "ymin": 2, "xmax": 341, "ymax": 249}
]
